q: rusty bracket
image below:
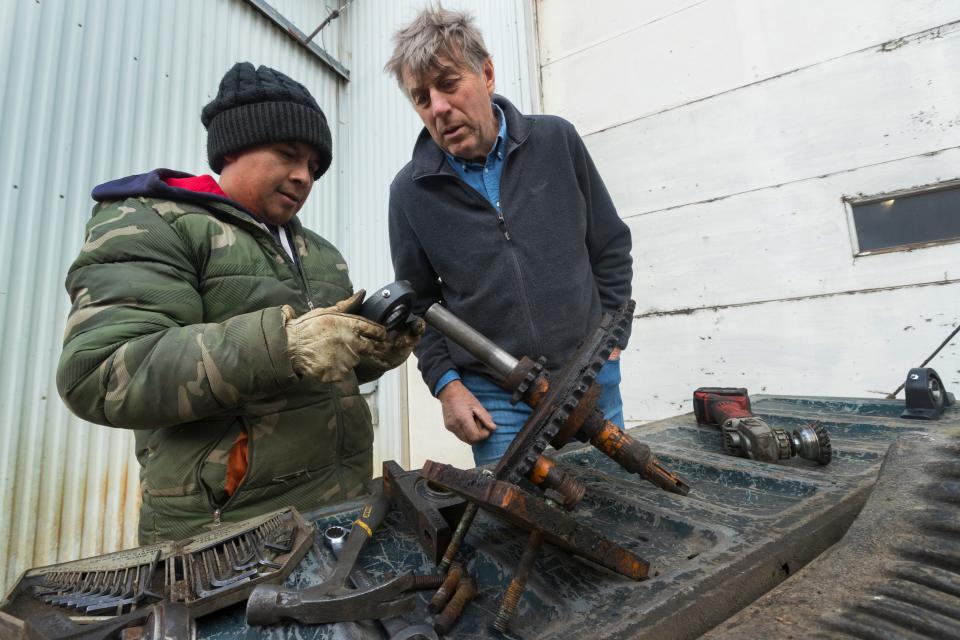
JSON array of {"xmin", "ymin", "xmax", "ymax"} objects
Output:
[{"xmin": 382, "ymin": 460, "xmax": 467, "ymax": 566}]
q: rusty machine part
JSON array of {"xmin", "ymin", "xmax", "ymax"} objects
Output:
[
  {"xmin": 421, "ymin": 299, "xmax": 688, "ymax": 573},
  {"xmin": 693, "ymin": 387, "xmax": 832, "ymax": 465},
  {"xmin": 382, "ymin": 460, "xmax": 468, "ymax": 566},
  {"xmin": 423, "ymin": 461, "xmax": 650, "ymax": 633},
  {"xmin": 423, "ymin": 462, "xmax": 649, "ymax": 580},
  {"xmin": 0, "ymin": 508, "xmax": 311, "ymax": 634},
  {"xmin": 433, "ymin": 576, "xmax": 477, "ymax": 636},
  {"xmin": 424, "ymin": 299, "xmax": 689, "ymax": 495}
]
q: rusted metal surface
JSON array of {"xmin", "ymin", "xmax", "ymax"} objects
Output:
[
  {"xmin": 434, "ymin": 576, "xmax": 477, "ymax": 636},
  {"xmin": 382, "ymin": 461, "xmax": 467, "ymax": 566},
  {"xmin": 422, "ymin": 462, "xmax": 650, "ymax": 581},
  {"xmin": 427, "ymin": 562, "xmax": 463, "ymax": 614}
]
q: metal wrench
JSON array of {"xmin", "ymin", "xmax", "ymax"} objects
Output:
[{"xmin": 325, "ymin": 526, "xmax": 439, "ymax": 640}]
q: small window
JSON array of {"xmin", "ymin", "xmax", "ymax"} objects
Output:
[{"xmin": 848, "ymin": 181, "xmax": 960, "ymax": 256}]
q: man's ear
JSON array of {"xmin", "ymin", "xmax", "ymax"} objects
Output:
[{"xmin": 483, "ymin": 57, "xmax": 495, "ymax": 96}]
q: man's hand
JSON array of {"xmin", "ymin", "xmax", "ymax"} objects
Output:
[
  {"xmin": 367, "ymin": 317, "xmax": 426, "ymax": 370},
  {"xmin": 438, "ymin": 380, "xmax": 497, "ymax": 444},
  {"xmin": 283, "ymin": 290, "xmax": 387, "ymax": 382}
]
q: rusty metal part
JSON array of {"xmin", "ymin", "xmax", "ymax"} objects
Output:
[
  {"xmin": 383, "ymin": 460, "xmax": 468, "ymax": 566},
  {"xmin": 437, "ymin": 491, "xmax": 483, "ymax": 575},
  {"xmin": 580, "ymin": 413, "xmax": 690, "ymax": 494},
  {"xmin": 245, "ymin": 488, "xmax": 393, "ymax": 626},
  {"xmin": 423, "ymin": 461, "xmax": 650, "ymax": 580},
  {"xmin": 493, "ymin": 529, "xmax": 543, "ymax": 633},
  {"xmin": 424, "ymin": 299, "xmax": 689, "ymax": 496},
  {"xmin": 528, "ymin": 457, "xmax": 585, "ymax": 510},
  {"xmin": 434, "ymin": 576, "xmax": 477, "ymax": 636},
  {"xmin": 428, "ymin": 562, "xmax": 464, "ymax": 614},
  {"xmin": 324, "ymin": 526, "xmax": 440, "ymax": 640}
]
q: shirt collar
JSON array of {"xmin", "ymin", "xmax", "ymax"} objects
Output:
[{"xmin": 444, "ymin": 101, "xmax": 508, "ymax": 168}]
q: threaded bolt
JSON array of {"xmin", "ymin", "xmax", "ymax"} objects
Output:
[
  {"xmin": 429, "ymin": 562, "xmax": 464, "ymax": 613},
  {"xmin": 410, "ymin": 573, "xmax": 445, "ymax": 591},
  {"xmin": 434, "ymin": 576, "xmax": 477, "ymax": 635},
  {"xmin": 493, "ymin": 529, "xmax": 543, "ymax": 633}
]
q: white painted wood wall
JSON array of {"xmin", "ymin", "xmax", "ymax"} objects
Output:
[{"xmin": 536, "ymin": 0, "xmax": 960, "ymax": 422}]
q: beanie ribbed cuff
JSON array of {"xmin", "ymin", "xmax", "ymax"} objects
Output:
[{"xmin": 207, "ymin": 101, "xmax": 332, "ymax": 179}]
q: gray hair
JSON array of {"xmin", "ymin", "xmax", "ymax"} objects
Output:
[{"xmin": 384, "ymin": 4, "xmax": 490, "ymax": 89}]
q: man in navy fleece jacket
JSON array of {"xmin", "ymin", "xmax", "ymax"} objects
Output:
[{"xmin": 386, "ymin": 7, "xmax": 633, "ymax": 466}]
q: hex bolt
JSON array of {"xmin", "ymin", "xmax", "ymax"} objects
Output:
[
  {"xmin": 434, "ymin": 576, "xmax": 477, "ymax": 635},
  {"xmin": 494, "ymin": 528, "xmax": 544, "ymax": 633},
  {"xmin": 429, "ymin": 562, "xmax": 464, "ymax": 613}
]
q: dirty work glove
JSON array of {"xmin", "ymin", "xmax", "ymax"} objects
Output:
[
  {"xmin": 367, "ymin": 317, "xmax": 426, "ymax": 370},
  {"xmin": 282, "ymin": 290, "xmax": 387, "ymax": 382}
]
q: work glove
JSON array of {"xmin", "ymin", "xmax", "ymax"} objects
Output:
[
  {"xmin": 366, "ymin": 317, "xmax": 426, "ymax": 370},
  {"xmin": 282, "ymin": 290, "xmax": 387, "ymax": 382}
]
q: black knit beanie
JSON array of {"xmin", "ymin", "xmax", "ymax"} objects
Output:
[{"xmin": 201, "ymin": 62, "xmax": 332, "ymax": 180}]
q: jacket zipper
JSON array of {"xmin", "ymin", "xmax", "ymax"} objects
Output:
[
  {"xmin": 444, "ymin": 173, "xmax": 544, "ymax": 357},
  {"xmin": 282, "ymin": 227, "xmax": 315, "ymax": 310},
  {"xmin": 200, "ymin": 421, "xmax": 253, "ymax": 526}
]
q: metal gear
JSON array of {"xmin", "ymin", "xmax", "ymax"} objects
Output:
[
  {"xmin": 787, "ymin": 420, "xmax": 832, "ymax": 465},
  {"xmin": 495, "ymin": 301, "xmax": 635, "ymax": 485}
]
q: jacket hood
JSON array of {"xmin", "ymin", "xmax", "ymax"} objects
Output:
[{"xmin": 91, "ymin": 169, "xmax": 244, "ymax": 212}]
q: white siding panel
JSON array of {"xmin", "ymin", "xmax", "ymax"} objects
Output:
[
  {"xmin": 586, "ymin": 20, "xmax": 960, "ymax": 217},
  {"xmin": 624, "ymin": 284, "xmax": 960, "ymax": 421},
  {"xmin": 632, "ymin": 147, "xmax": 960, "ymax": 313},
  {"xmin": 542, "ymin": 0, "xmax": 959, "ymax": 135},
  {"xmin": 536, "ymin": 0, "xmax": 706, "ymax": 64}
]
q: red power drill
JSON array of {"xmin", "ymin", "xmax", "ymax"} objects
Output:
[{"xmin": 693, "ymin": 387, "xmax": 831, "ymax": 465}]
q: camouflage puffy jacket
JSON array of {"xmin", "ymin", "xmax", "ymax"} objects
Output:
[{"xmin": 57, "ymin": 175, "xmax": 375, "ymax": 543}]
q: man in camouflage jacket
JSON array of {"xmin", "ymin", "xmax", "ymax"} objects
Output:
[{"xmin": 56, "ymin": 63, "xmax": 420, "ymax": 543}]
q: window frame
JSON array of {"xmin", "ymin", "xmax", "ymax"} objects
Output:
[{"xmin": 843, "ymin": 178, "xmax": 960, "ymax": 257}]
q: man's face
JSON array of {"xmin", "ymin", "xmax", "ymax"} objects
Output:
[
  {"xmin": 403, "ymin": 56, "xmax": 498, "ymax": 161},
  {"xmin": 219, "ymin": 141, "xmax": 319, "ymax": 225}
]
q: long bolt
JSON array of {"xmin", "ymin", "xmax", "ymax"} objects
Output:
[
  {"xmin": 493, "ymin": 529, "xmax": 543, "ymax": 633},
  {"xmin": 438, "ymin": 499, "xmax": 480, "ymax": 573},
  {"xmin": 428, "ymin": 562, "xmax": 464, "ymax": 613},
  {"xmin": 434, "ymin": 576, "xmax": 477, "ymax": 635}
]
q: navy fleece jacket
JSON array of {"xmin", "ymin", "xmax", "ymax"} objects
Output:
[{"xmin": 388, "ymin": 95, "xmax": 633, "ymax": 393}]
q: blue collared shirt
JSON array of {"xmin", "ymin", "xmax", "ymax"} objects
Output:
[
  {"xmin": 444, "ymin": 102, "xmax": 507, "ymax": 212},
  {"xmin": 435, "ymin": 103, "xmax": 508, "ymax": 396}
]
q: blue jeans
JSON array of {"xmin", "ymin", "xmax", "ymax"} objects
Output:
[{"xmin": 465, "ymin": 359, "xmax": 624, "ymax": 466}]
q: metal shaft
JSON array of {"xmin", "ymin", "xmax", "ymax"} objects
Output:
[{"xmin": 424, "ymin": 304, "xmax": 519, "ymax": 379}]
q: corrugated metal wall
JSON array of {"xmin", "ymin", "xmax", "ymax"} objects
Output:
[
  {"xmin": 0, "ymin": 0, "xmax": 346, "ymax": 595},
  {"xmin": 0, "ymin": 0, "xmax": 535, "ymax": 596}
]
